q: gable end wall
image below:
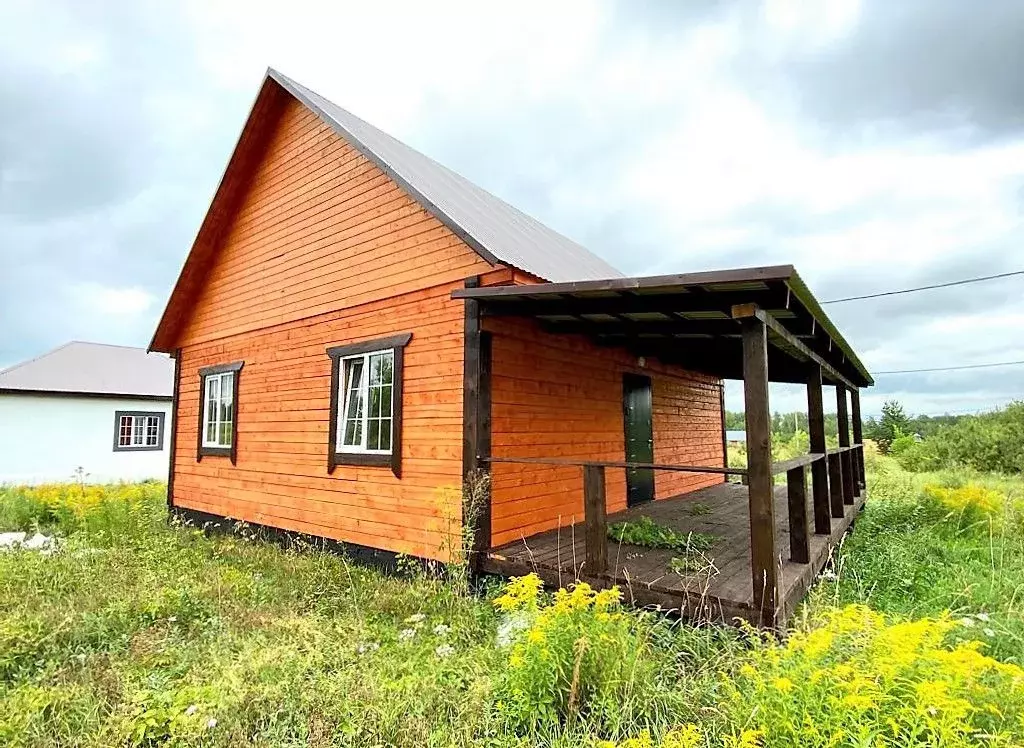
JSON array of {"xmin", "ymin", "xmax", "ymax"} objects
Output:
[{"xmin": 169, "ymin": 97, "xmax": 492, "ymax": 559}]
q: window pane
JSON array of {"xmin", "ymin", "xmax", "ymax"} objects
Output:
[
  {"xmin": 378, "ymin": 417, "xmax": 392, "ymax": 452},
  {"xmin": 341, "ymin": 359, "xmax": 365, "ymax": 447},
  {"xmin": 378, "ymin": 384, "xmax": 393, "ymax": 417},
  {"xmin": 146, "ymin": 417, "xmax": 159, "ymax": 446},
  {"xmin": 220, "ymin": 373, "xmax": 234, "ymax": 414},
  {"xmin": 205, "ymin": 377, "xmax": 219, "ymax": 443},
  {"xmin": 343, "ymin": 417, "xmax": 361, "ymax": 446},
  {"xmin": 378, "ymin": 352, "xmax": 394, "ymax": 386},
  {"xmin": 219, "ymin": 420, "xmax": 232, "ymax": 447},
  {"xmin": 132, "ymin": 417, "xmax": 144, "ymax": 446},
  {"xmin": 368, "ymin": 386, "xmax": 383, "ymax": 419},
  {"xmin": 367, "ymin": 418, "xmax": 380, "ymax": 450},
  {"xmin": 119, "ymin": 416, "xmax": 133, "ymax": 446}
]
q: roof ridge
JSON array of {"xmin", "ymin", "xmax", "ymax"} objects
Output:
[
  {"xmin": 267, "ymin": 68, "xmax": 623, "ymax": 282},
  {"xmin": 66, "ymin": 341, "xmax": 151, "ymax": 352},
  {"xmin": 0, "ymin": 341, "xmax": 75, "ymax": 377}
]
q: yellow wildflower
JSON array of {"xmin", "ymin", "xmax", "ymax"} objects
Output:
[
  {"xmin": 662, "ymin": 723, "xmax": 702, "ymax": 748},
  {"xmin": 772, "ymin": 677, "xmax": 794, "ymax": 693}
]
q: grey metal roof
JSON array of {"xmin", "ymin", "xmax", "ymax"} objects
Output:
[
  {"xmin": 726, "ymin": 430, "xmax": 746, "ymax": 443},
  {"xmin": 0, "ymin": 342, "xmax": 173, "ymax": 398},
  {"xmin": 269, "ymin": 69, "xmax": 623, "ymax": 283}
]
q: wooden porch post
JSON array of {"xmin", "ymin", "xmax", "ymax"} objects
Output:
[
  {"xmin": 851, "ymin": 388, "xmax": 866, "ymax": 492},
  {"xmin": 806, "ymin": 365, "xmax": 831, "ymax": 534},
  {"xmin": 463, "ymin": 277, "xmax": 493, "ymax": 564},
  {"xmin": 836, "ymin": 385, "xmax": 855, "ymax": 505},
  {"xmin": 583, "ymin": 464, "xmax": 608, "ymax": 574},
  {"xmin": 741, "ymin": 315, "xmax": 778, "ymax": 628}
]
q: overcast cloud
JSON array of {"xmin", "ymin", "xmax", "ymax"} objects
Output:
[{"xmin": 2, "ymin": 0, "xmax": 1023, "ymax": 417}]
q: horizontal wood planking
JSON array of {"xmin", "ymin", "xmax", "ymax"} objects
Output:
[
  {"xmin": 173, "ymin": 282, "xmax": 484, "ymax": 559},
  {"xmin": 169, "ymin": 97, "xmax": 496, "ymax": 559},
  {"xmin": 178, "ymin": 97, "xmax": 492, "ymax": 347},
  {"xmin": 484, "ymin": 316, "xmax": 725, "ymax": 547}
]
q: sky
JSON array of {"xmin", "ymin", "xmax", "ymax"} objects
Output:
[{"xmin": 2, "ymin": 0, "xmax": 1023, "ymax": 417}]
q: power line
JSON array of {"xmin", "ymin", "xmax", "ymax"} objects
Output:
[
  {"xmin": 821, "ymin": 269, "xmax": 1024, "ymax": 304},
  {"xmin": 874, "ymin": 359, "xmax": 1024, "ymax": 375}
]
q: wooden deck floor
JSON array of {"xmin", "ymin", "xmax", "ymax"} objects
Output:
[{"xmin": 480, "ymin": 480, "xmax": 865, "ymax": 625}]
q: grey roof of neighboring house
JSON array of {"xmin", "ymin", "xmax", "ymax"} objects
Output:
[
  {"xmin": 270, "ymin": 69, "xmax": 624, "ymax": 283},
  {"xmin": 725, "ymin": 430, "xmax": 747, "ymax": 443},
  {"xmin": 0, "ymin": 342, "xmax": 173, "ymax": 398}
]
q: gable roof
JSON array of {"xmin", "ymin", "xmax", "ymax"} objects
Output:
[
  {"xmin": 150, "ymin": 69, "xmax": 622, "ymax": 352},
  {"xmin": 0, "ymin": 342, "xmax": 173, "ymax": 399}
]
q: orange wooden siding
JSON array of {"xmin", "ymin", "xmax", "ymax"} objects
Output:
[
  {"xmin": 170, "ymin": 97, "xmax": 492, "ymax": 559},
  {"xmin": 485, "ymin": 316, "xmax": 724, "ymax": 548},
  {"xmin": 179, "ymin": 98, "xmax": 491, "ymax": 345}
]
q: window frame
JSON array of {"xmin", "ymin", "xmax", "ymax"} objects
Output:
[
  {"xmin": 327, "ymin": 333, "xmax": 411, "ymax": 477},
  {"xmin": 197, "ymin": 361, "xmax": 243, "ymax": 464},
  {"xmin": 112, "ymin": 410, "xmax": 166, "ymax": 452}
]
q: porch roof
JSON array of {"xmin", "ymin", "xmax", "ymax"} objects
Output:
[{"xmin": 452, "ymin": 264, "xmax": 873, "ymax": 388}]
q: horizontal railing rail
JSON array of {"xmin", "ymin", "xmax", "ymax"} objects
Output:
[
  {"xmin": 481, "ymin": 443, "xmax": 866, "ymax": 582},
  {"xmin": 482, "ymin": 455, "xmax": 746, "ymax": 476}
]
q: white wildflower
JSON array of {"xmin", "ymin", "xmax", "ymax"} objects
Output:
[
  {"xmin": 185, "ymin": 705, "xmax": 198, "ymax": 716},
  {"xmin": 433, "ymin": 623, "xmax": 450, "ymax": 636},
  {"xmin": 404, "ymin": 613, "xmax": 426, "ymax": 624},
  {"xmin": 206, "ymin": 718, "xmax": 218, "ymax": 729},
  {"xmin": 435, "ymin": 644, "xmax": 455, "ymax": 658},
  {"xmin": 356, "ymin": 642, "xmax": 380, "ymax": 655},
  {"xmin": 398, "ymin": 628, "xmax": 417, "ymax": 641},
  {"xmin": 959, "ymin": 617, "xmax": 975, "ymax": 627},
  {"xmin": 168, "ymin": 616, "xmax": 177, "ymax": 623},
  {"xmin": 819, "ymin": 568, "xmax": 837, "ymax": 581},
  {"xmin": 496, "ymin": 613, "xmax": 530, "ymax": 648},
  {"xmin": 976, "ymin": 612, "xmax": 991, "ymax": 622},
  {"xmin": 984, "ymin": 628, "xmax": 996, "ymax": 638}
]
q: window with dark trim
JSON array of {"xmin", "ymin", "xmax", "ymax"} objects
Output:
[
  {"xmin": 113, "ymin": 410, "xmax": 165, "ymax": 452},
  {"xmin": 327, "ymin": 333, "xmax": 411, "ymax": 477},
  {"xmin": 197, "ymin": 361, "xmax": 243, "ymax": 464}
]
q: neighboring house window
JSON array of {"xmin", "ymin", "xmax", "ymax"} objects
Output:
[
  {"xmin": 112, "ymin": 411, "xmax": 165, "ymax": 452},
  {"xmin": 327, "ymin": 333, "xmax": 411, "ymax": 476},
  {"xmin": 197, "ymin": 361, "xmax": 243, "ymax": 464}
]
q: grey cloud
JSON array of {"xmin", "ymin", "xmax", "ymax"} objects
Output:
[{"xmin": 773, "ymin": 1, "xmax": 1024, "ymax": 139}]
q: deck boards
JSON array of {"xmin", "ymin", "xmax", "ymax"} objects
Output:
[{"xmin": 481, "ymin": 480, "xmax": 865, "ymax": 625}]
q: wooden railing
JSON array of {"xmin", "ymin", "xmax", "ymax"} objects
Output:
[{"xmin": 483, "ymin": 446, "xmax": 866, "ymax": 579}]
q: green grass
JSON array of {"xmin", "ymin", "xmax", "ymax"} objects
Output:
[
  {"xmin": 807, "ymin": 453, "xmax": 1024, "ymax": 662},
  {"xmin": 1, "ymin": 459, "xmax": 1022, "ymax": 746}
]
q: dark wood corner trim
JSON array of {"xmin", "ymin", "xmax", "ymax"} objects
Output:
[
  {"xmin": 197, "ymin": 360, "xmax": 243, "ymax": 465},
  {"xmin": 167, "ymin": 349, "xmax": 181, "ymax": 508},
  {"xmin": 463, "ymin": 280, "xmax": 493, "ymax": 558},
  {"xmin": 326, "ymin": 333, "xmax": 411, "ymax": 478},
  {"xmin": 198, "ymin": 360, "xmax": 244, "ymax": 376},
  {"xmin": 326, "ymin": 333, "xmax": 412, "ymax": 360}
]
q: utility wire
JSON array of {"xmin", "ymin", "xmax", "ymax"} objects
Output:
[
  {"xmin": 874, "ymin": 359, "xmax": 1024, "ymax": 375},
  {"xmin": 821, "ymin": 269, "xmax": 1024, "ymax": 304}
]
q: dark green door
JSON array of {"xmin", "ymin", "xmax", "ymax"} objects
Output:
[{"xmin": 623, "ymin": 373, "xmax": 655, "ymax": 506}]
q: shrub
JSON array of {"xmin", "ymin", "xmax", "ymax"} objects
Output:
[
  {"xmin": 724, "ymin": 605, "xmax": 1024, "ymax": 747},
  {"xmin": 0, "ymin": 482, "xmax": 165, "ymax": 538},
  {"xmin": 905, "ymin": 402, "xmax": 1024, "ymax": 474},
  {"xmin": 492, "ymin": 574, "xmax": 661, "ymax": 732}
]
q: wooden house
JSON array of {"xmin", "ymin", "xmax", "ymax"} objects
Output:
[{"xmin": 150, "ymin": 70, "xmax": 872, "ymax": 627}]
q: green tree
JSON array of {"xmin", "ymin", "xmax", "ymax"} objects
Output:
[{"xmin": 877, "ymin": 399, "xmax": 911, "ymax": 454}]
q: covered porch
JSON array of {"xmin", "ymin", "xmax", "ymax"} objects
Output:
[{"xmin": 455, "ymin": 265, "xmax": 874, "ymax": 628}]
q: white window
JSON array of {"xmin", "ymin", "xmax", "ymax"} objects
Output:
[
  {"xmin": 337, "ymin": 349, "xmax": 394, "ymax": 454},
  {"xmin": 202, "ymin": 371, "xmax": 235, "ymax": 448},
  {"xmin": 113, "ymin": 411, "xmax": 164, "ymax": 451}
]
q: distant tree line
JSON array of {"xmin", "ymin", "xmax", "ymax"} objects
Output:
[
  {"xmin": 727, "ymin": 401, "xmax": 968, "ymax": 449},
  {"xmin": 729, "ymin": 399, "xmax": 1024, "ymax": 474}
]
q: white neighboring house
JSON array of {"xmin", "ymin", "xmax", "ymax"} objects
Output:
[{"xmin": 0, "ymin": 342, "xmax": 174, "ymax": 485}]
